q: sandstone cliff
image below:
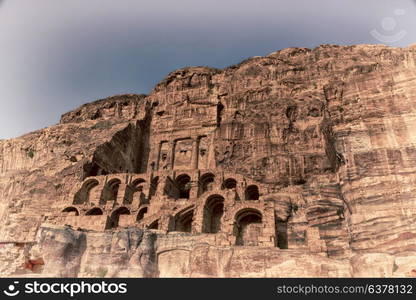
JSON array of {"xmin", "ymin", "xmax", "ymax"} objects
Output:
[{"xmin": 1, "ymin": 44, "xmax": 416, "ymax": 277}]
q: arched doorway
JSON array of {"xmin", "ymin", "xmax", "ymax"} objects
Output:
[
  {"xmin": 199, "ymin": 173, "xmax": 215, "ymax": 194},
  {"xmin": 100, "ymin": 178, "xmax": 121, "ymax": 205},
  {"xmin": 175, "ymin": 174, "xmax": 191, "ymax": 199},
  {"xmin": 234, "ymin": 209, "xmax": 262, "ymax": 246},
  {"xmin": 245, "ymin": 185, "xmax": 259, "ymax": 200},
  {"xmin": 222, "ymin": 178, "xmax": 237, "ymax": 190},
  {"xmin": 124, "ymin": 178, "xmax": 146, "ymax": 205},
  {"xmin": 137, "ymin": 207, "xmax": 148, "ymax": 222},
  {"xmin": 85, "ymin": 207, "xmax": 103, "ymax": 215},
  {"xmin": 202, "ymin": 195, "xmax": 224, "ymax": 233},
  {"xmin": 73, "ymin": 179, "xmax": 99, "ymax": 205},
  {"xmin": 107, "ymin": 207, "xmax": 130, "ymax": 229},
  {"xmin": 62, "ymin": 207, "xmax": 79, "ymax": 216},
  {"xmin": 174, "ymin": 209, "xmax": 194, "ymax": 232}
]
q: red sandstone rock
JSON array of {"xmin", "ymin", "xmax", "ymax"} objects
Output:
[{"xmin": 0, "ymin": 44, "xmax": 416, "ymax": 277}]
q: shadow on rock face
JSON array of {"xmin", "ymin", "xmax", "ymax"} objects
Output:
[
  {"xmin": 37, "ymin": 226, "xmax": 87, "ymax": 277},
  {"xmin": 32, "ymin": 226, "xmax": 158, "ymax": 278}
]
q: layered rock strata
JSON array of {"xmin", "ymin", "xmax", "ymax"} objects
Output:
[{"xmin": 1, "ymin": 44, "xmax": 416, "ymax": 277}]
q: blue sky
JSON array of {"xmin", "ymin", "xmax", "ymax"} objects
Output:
[{"xmin": 0, "ymin": 0, "xmax": 415, "ymax": 139}]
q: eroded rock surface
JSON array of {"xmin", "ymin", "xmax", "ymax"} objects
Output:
[{"xmin": 1, "ymin": 44, "xmax": 416, "ymax": 277}]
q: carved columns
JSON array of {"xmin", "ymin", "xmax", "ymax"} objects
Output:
[
  {"xmin": 155, "ymin": 141, "xmax": 163, "ymax": 171},
  {"xmin": 190, "ymin": 136, "xmax": 200, "ymax": 170},
  {"xmin": 169, "ymin": 140, "xmax": 176, "ymax": 170}
]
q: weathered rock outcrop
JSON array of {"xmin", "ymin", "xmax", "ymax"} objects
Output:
[
  {"xmin": 2, "ymin": 226, "xmax": 416, "ymax": 278},
  {"xmin": 1, "ymin": 44, "xmax": 416, "ymax": 277}
]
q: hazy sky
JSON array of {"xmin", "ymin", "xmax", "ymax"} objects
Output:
[{"xmin": 0, "ymin": 0, "xmax": 415, "ymax": 139}]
